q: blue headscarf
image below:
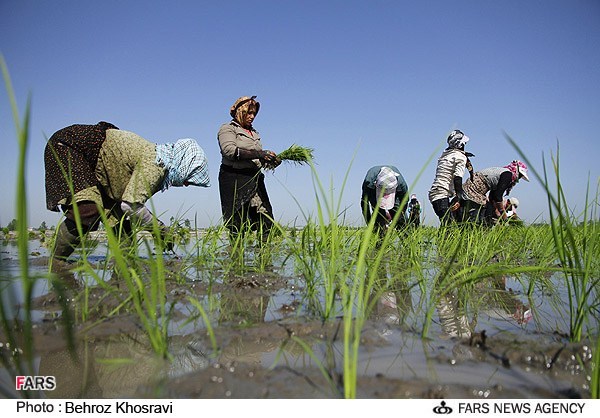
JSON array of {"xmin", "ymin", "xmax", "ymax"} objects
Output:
[{"xmin": 155, "ymin": 138, "xmax": 210, "ymax": 191}]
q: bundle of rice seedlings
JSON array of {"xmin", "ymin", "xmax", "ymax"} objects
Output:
[{"xmin": 277, "ymin": 144, "xmax": 314, "ymax": 166}]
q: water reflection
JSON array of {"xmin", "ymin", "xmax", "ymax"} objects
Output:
[
  {"xmin": 481, "ymin": 276, "xmax": 532, "ymax": 325},
  {"xmin": 435, "ymin": 275, "xmax": 532, "ymax": 340},
  {"xmin": 367, "ymin": 261, "xmax": 413, "ymax": 328},
  {"xmin": 369, "ymin": 286, "xmax": 413, "ymax": 327},
  {"xmin": 38, "ymin": 334, "xmax": 211, "ymax": 398},
  {"xmin": 437, "ymin": 292, "xmax": 474, "ymax": 338},
  {"xmin": 219, "ymin": 285, "xmax": 269, "ymax": 325}
]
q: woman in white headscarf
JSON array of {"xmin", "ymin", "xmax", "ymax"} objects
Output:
[
  {"xmin": 428, "ymin": 130, "xmax": 474, "ymax": 224},
  {"xmin": 361, "ymin": 165, "xmax": 408, "ymax": 234}
]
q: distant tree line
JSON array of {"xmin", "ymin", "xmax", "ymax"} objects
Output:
[{"xmin": 1, "ymin": 219, "xmax": 50, "ymax": 233}]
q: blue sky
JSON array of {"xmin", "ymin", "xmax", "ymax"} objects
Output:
[{"xmin": 1, "ymin": 0, "xmax": 599, "ymax": 228}]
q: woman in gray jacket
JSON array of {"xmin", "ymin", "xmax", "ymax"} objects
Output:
[{"xmin": 217, "ymin": 96, "xmax": 281, "ymax": 244}]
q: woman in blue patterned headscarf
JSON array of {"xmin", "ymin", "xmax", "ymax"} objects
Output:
[
  {"xmin": 156, "ymin": 138, "xmax": 210, "ymax": 189},
  {"xmin": 45, "ymin": 124, "xmax": 210, "ymax": 262}
]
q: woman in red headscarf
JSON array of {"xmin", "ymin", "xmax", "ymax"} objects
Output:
[{"xmin": 462, "ymin": 160, "xmax": 529, "ymax": 224}]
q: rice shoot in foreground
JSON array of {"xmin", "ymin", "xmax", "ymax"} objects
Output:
[{"xmin": 277, "ymin": 144, "xmax": 314, "ymax": 165}]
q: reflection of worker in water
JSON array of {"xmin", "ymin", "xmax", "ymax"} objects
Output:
[
  {"xmin": 39, "ymin": 334, "xmax": 212, "ymax": 398},
  {"xmin": 485, "ymin": 276, "xmax": 532, "ymax": 325},
  {"xmin": 368, "ymin": 263, "xmax": 413, "ymax": 327},
  {"xmin": 436, "ymin": 276, "xmax": 532, "ymax": 340},
  {"xmin": 437, "ymin": 291, "xmax": 475, "ymax": 339},
  {"xmin": 218, "ymin": 287, "xmax": 269, "ymax": 325},
  {"xmin": 370, "ymin": 287, "xmax": 413, "ymax": 328},
  {"xmin": 217, "ymin": 287, "xmax": 284, "ymax": 366}
]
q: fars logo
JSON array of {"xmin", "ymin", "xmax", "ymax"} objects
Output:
[{"xmin": 15, "ymin": 376, "xmax": 56, "ymax": 391}]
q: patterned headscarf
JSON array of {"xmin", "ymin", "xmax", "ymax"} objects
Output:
[
  {"xmin": 230, "ymin": 96, "xmax": 260, "ymax": 126},
  {"xmin": 504, "ymin": 160, "xmax": 529, "ymax": 183},
  {"xmin": 155, "ymin": 138, "xmax": 210, "ymax": 191},
  {"xmin": 447, "ymin": 130, "xmax": 470, "ymax": 149},
  {"xmin": 375, "ymin": 167, "xmax": 399, "ymax": 210}
]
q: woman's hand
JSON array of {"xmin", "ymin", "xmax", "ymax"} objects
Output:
[{"xmin": 260, "ymin": 150, "xmax": 282, "ymax": 169}]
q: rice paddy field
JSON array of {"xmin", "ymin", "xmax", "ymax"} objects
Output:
[
  {"xmin": 1, "ymin": 213, "xmax": 598, "ymax": 399},
  {"xmin": 1, "ymin": 59, "xmax": 598, "ymax": 400}
]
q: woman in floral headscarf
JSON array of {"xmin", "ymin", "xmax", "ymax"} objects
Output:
[
  {"xmin": 217, "ymin": 96, "xmax": 281, "ymax": 244},
  {"xmin": 44, "ymin": 122, "xmax": 210, "ymax": 262},
  {"xmin": 462, "ymin": 160, "xmax": 529, "ymax": 224}
]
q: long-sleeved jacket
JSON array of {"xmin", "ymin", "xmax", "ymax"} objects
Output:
[{"xmin": 217, "ymin": 120, "xmax": 264, "ymax": 170}]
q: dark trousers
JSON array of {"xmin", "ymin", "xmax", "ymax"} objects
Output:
[
  {"xmin": 219, "ymin": 164, "xmax": 274, "ymax": 242},
  {"xmin": 431, "ymin": 198, "xmax": 454, "ymax": 224}
]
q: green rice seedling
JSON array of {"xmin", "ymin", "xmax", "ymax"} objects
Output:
[
  {"xmin": 90, "ymin": 204, "xmax": 173, "ymax": 359},
  {"xmin": 0, "ymin": 58, "xmax": 76, "ymax": 398},
  {"xmin": 592, "ymin": 333, "xmax": 600, "ymax": 399},
  {"xmin": 497, "ymin": 223, "xmax": 559, "ymax": 301},
  {"xmin": 280, "ymin": 220, "xmax": 327, "ymax": 316},
  {"xmin": 508, "ymin": 135, "xmax": 599, "ymax": 342},
  {"xmin": 279, "ymin": 147, "xmax": 446, "ymax": 397},
  {"xmin": 279, "ymin": 160, "xmax": 356, "ymax": 320},
  {"xmin": 290, "ymin": 335, "xmax": 341, "ymax": 396},
  {"xmin": 337, "ymin": 189, "xmax": 433, "ymax": 397},
  {"xmin": 285, "ymin": 157, "xmax": 411, "ymax": 396},
  {"xmin": 185, "ymin": 224, "xmax": 228, "ymax": 279},
  {"xmin": 186, "ymin": 297, "xmax": 218, "ymax": 355},
  {"xmin": 277, "ymin": 144, "xmax": 315, "ymax": 166},
  {"xmin": 270, "ymin": 158, "xmax": 363, "ymax": 395},
  {"xmin": 222, "ymin": 220, "xmax": 255, "ymax": 275},
  {"xmin": 0, "ymin": 56, "xmax": 34, "ymax": 368},
  {"xmin": 418, "ymin": 223, "xmax": 552, "ymax": 337},
  {"xmin": 340, "ymin": 213, "xmax": 384, "ymax": 398}
]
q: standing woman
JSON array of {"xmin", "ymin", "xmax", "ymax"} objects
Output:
[
  {"xmin": 428, "ymin": 130, "xmax": 474, "ymax": 224},
  {"xmin": 217, "ymin": 96, "xmax": 281, "ymax": 243}
]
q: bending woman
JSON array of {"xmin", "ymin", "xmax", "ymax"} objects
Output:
[
  {"xmin": 462, "ymin": 160, "xmax": 529, "ymax": 224},
  {"xmin": 44, "ymin": 122, "xmax": 210, "ymax": 261}
]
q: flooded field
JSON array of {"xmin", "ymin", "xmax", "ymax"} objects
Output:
[{"xmin": 0, "ymin": 225, "xmax": 598, "ymax": 399}]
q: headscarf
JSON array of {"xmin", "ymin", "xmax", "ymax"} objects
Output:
[
  {"xmin": 504, "ymin": 160, "xmax": 529, "ymax": 183},
  {"xmin": 447, "ymin": 130, "xmax": 470, "ymax": 149},
  {"xmin": 155, "ymin": 138, "xmax": 210, "ymax": 191},
  {"xmin": 230, "ymin": 96, "xmax": 260, "ymax": 127},
  {"xmin": 375, "ymin": 167, "xmax": 399, "ymax": 210}
]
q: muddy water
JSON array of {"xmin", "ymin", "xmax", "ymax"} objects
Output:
[{"xmin": 0, "ymin": 239, "xmax": 595, "ymax": 399}]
